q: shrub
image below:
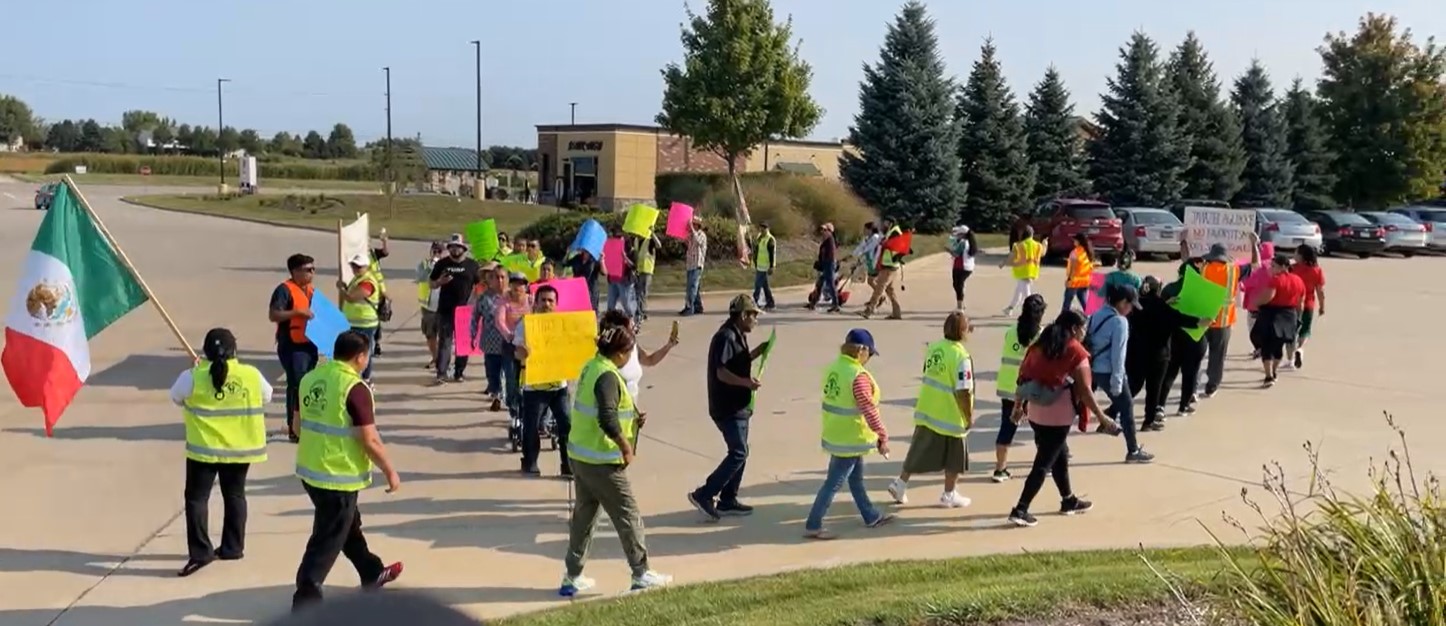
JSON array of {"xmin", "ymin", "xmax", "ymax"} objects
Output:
[
  {"xmin": 655, "ymin": 172, "xmax": 876, "ymax": 243},
  {"xmin": 43, "ymin": 154, "xmax": 376, "ymax": 181}
]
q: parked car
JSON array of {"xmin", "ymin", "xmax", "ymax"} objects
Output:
[
  {"xmin": 34, "ymin": 183, "xmax": 56, "ymax": 210},
  {"xmin": 1359, "ymin": 211, "xmax": 1429, "ymax": 256},
  {"xmin": 1302, "ymin": 210, "xmax": 1388, "ymax": 258},
  {"xmin": 1389, "ymin": 206, "xmax": 1446, "ymax": 251},
  {"xmin": 1115, "ymin": 207, "xmax": 1184, "ymax": 259},
  {"xmin": 1029, "ymin": 198, "xmax": 1123, "ymax": 265},
  {"xmin": 1254, "ymin": 208, "xmax": 1323, "ymax": 253}
]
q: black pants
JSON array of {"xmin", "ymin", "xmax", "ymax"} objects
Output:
[
  {"xmin": 1128, "ymin": 353, "xmax": 1170, "ymax": 423},
  {"xmin": 695, "ymin": 416, "xmax": 750, "ymax": 504},
  {"xmin": 278, "ymin": 341, "xmax": 319, "ymax": 432},
  {"xmin": 1015, "ymin": 422, "xmax": 1072, "ymax": 512},
  {"xmin": 521, "ymin": 388, "xmax": 572, "ymax": 473},
  {"xmin": 184, "ymin": 459, "xmax": 250, "ymax": 561},
  {"xmin": 1162, "ymin": 333, "xmax": 1206, "ymax": 410},
  {"xmin": 1203, "ymin": 326, "xmax": 1231, "ymax": 393},
  {"xmin": 951, "ymin": 268, "xmax": 973, "ymax": 303},
  {"xmin": 293, "ymin": 483, "xmax": 385, "ymax": 609}
]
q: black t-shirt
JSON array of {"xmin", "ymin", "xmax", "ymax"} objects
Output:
[
  {"xmin": 565, "ymin": 254, "xmax": 600, "ymax": 288},
  {"xmin": 429, "ymin": 256, "xmax": 480, "ymax": 313},
  {"xmin": 706, "ymin": 321, "xmax": 753, "ymax": 420},
  {"xmin": 269, "ymin": 283, "xmax": 315, "ymax": 347}
]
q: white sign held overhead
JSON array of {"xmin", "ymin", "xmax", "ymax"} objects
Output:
[
  {"xmin": 1183, "ymin": 207, "xmax": 1256, "ymax": 260},
  {"xmin": 339, "ymin": 213, "xmax": 371, "ymax": 283}
]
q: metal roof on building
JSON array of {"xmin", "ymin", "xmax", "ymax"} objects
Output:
[{"xmin": 421, "ymin": 146, "xmax": 488, "ymax": 172}]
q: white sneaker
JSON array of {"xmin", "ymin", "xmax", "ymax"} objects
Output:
[
  {"xmin": 939, "ymin": 491, "xmax": 972, "ymax": 508},
  {"xmin": 629, "ymin": 570, "xmax": 672, "ymax": 591},
  {"xmin": 886, "ymin": 477, "xmax": 908, "ymax": 504},
  {"xmin": 558, "ymin": 574, "xmax": 595, "ymax": 597}
]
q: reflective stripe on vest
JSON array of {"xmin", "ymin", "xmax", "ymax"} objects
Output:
[
  {"xmin": 294, "ymin": 360, "xmax": 373, "ymax": 491},
  {"xmin": 819, "ymin": 355, "xmax": 879, "ymax": 457},
  {"xmin": 997, "ymin": 327, "xmax": 1026, "ymax": 399},
  {"xmin": 1203, "ymin": 261, "xmax": 1238, "ymax": 327},
  {"xmin": 282, "ymin": 280, "xmax": 313, "ymax": 344},
  {"xmin": 1067, "ymin": 247, "xmax": 1094, "ymax": 288},
  {"xmin": 1012, "ymin": 240, "xmax": 1042, "ymax": 280},
  {"xmin": 182, "ymin": 360, "xmax": 267, "ymax": 464},
  {"xmin": 754, "ymin": 234, "xmax": 775, "ymax": 269},
  {"xmin": 341, "ymin": 272, "xmax": 381, "ymax": 328},
  {"xmin": 568, "ymin": 357, "xmax": 637, "ymax": 465},
  {"xmin": 913, "ymin": 340, "xmax": 969, "ymax": 437}
]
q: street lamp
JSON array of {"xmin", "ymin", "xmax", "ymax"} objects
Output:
[
  {"xmin": 470, "ymin": 40, "xmax": 482, "ymax": 194},
  {"xmin": 384, "ymin": 67, "xmax": 393, "ymax": 215},
  {"xmin": 570, "ymin": 102, "xmax": 578, "ymax": 125},
  {"xmin": 217, "ymin": 78, "xmax": 230, "ymax": 187}
]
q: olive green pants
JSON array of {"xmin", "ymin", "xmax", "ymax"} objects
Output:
[{"xmin": 565, "ymin": 461, "xmax": 650, "ymax": 578}]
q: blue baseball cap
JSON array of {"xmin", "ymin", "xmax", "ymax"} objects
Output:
[{"xmin": 845, "ymin": 328, "xmax": 878, "ymax": 356}]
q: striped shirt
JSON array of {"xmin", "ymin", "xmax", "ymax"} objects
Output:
[
  {"xmin": 852, "ymin": 373, "xmax": 888, "ymax": 444},
  {"xmin": 686, "ymin": 229, "xmax": 708, "ymax": 270}
]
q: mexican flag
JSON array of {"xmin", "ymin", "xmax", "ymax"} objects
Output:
[{"xmin": 3, "ymin": 181, "xmax": 148, "ymax": 435}]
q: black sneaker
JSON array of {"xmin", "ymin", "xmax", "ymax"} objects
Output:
[
  {"xmin": 452, "ymin": 374, "xmax": 467, "ymax": 383},
  {"xmin": 1143, "ymin": 421, "xmax": 1165, "ymax": 432},
  {"xmin": 990, "ymin": 469, "xmax": 1012, "ymax": 483},
  {"xmin": 1060, "ymin": 497, "xmax": 1094, "ymax": 515},
  {"xmin": 1293, "ymin": 350, "xmax": 1304, "ymax": 369},
  {"xmin": 717, "ymin": 501, "xmax": 754, "ymax": 517},
  {"xmin": 687, "ymin": 491, "xmax": 721, "ymax": 522},
  {"xmin": 1126, "ymin": 449, "xmax": 1156, "ymax": 464},
  {"xmin": 1008, "ymin": 508, "xmax": 1038, "ymax": 528},
  {"xmin": 1178, "ymin": 404, "xmax": 1197, "ymax": 416}
]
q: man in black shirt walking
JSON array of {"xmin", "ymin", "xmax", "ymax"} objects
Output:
[
  {"xmin": 687, "ymin": 295, "xmax": 770, "ymax": 521},
  {"xmin": 428, "ymin": 234, "xmax": 481, "ymax": 385}
]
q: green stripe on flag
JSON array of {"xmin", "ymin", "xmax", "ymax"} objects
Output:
[{"xmin": 34, "ymin": 182, "xmax": 149, "ymax": 339}]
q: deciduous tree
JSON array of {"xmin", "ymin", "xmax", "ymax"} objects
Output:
[{"xmin": 326, "ymin": 123, "xmax": 359, "ymax": 159}]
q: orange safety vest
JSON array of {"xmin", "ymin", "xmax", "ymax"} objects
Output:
[
  {"xmin": 1202, "ymin": 261, "xmax": 1238, "ymax": 328},
  {"xmin": 1066, "ymin": 247, "xmax": 1093, "ymax": 288},
  {"xmin": 282, "ymin": 280, "xmax": 313, "ymax": 344}
]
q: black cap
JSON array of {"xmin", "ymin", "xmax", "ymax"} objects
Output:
[{"xmin": 1104, "ymin": 283, "xmax": 1142, "ymax": 310}]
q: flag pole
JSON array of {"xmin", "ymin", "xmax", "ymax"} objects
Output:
[
  {"xmin": 336, "ymin": 219, "xmax": 345, "ymax": 303},
  {"xmin": 61, "ymin": 176, "xmax": 198, "ymax": 361}
]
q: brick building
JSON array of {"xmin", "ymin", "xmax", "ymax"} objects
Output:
[{"xmin": 536, "ymin": 123, "xmax": 847, "ymax": 211}]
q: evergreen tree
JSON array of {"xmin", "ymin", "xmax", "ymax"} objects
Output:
[
  {"xmin": 841, "ymin": 1, "xmax": 963, "ymax": 232},
  {"xmin": 1089, "ymin": 32, "xmax": 1190, "ymax": 206},
  {"xmin": 1281, "ymin": 79, "xmax": 1337, "ymax": 210},
  {"xmin": 957, "ymin": 39, "xmax": 1034, "ymax": 231},
  {"xmin": 1231, "ymin": 60, "xmax": 1294, "ymax": 206},
  {"xmin": 1024, "ymin": 67, "xmax": 1089, "ymax": 199},
  {"xmin": 1166, "ymin": 32, "xmax": 1244, "ymax": 201}
]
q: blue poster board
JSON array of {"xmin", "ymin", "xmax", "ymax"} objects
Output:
[{"xmin": 305, "ymin": 291, "xmax": 351, "ymax": 357}]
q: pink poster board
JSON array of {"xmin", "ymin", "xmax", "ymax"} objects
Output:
[
  {"xmin": 665, "ymin": 202, "xmax": 694, "ymax": 239},
  {"xmin": 529, "ymin": 277, "xmax": 592, "ymax": 312},
  {"xmin": 603, "ymin": 237, "xmax": 625, "ymax": 279},
  {"xmin": 1082, "ymin": 272, "xmax": 1108, "ymax": 316},
  {"xmin": 453, "ymin": 307, "xmax": 480, "ymax": 357}
]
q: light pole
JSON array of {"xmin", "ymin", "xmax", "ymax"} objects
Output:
[
  {"xmin": 216, "ymin": 78, "xmax": 230, "ymax": 187},
  {"xmin": 570, "ymin": 102, "xmax": 577, "ymax": 125},
  {"xmin": 384, "ymin": 67, "xmax": 394, "ymax": 215},
  {"xmin": 470, "ymin": 40, "xmax": 482, "ymax": 196}
]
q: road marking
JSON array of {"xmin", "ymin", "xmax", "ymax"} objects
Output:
[{"xmin": 2, "ymin": 192, "xmax": 15, "ymax": 200}]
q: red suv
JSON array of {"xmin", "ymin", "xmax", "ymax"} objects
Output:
[{"xmin": 1030, "ymin": 198, "xmax": 1124, "ymax": 264}]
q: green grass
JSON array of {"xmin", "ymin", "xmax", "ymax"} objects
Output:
[
  {"xmin": 18, "ymin": 172, "xmax": 383, "ymax": 191},
  {"xmin": 499, "ymin": 546, "xmax": 1247, "ymax": 626}
]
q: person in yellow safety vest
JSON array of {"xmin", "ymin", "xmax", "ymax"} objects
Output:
[
  {"xmin": 630, "ymin": 231, "xmax": 660, "ymax": 325},
  {"xmin": 338, "ymin": 253, "xmax": 383, "ymax": 383},
  {"xmin": 367, "ymin": 229, "xmax": 390, "ymax": 355},
  {"xmin": 170, "ymin": 328, "xmax": 270, "ymax": 578},
  {"xmin": 497, "ymin": 231, "xmax": 514, "ymax": 258},
  {"xmin": 523, "ymin": 238, "xmax": 547, "ymax": 279},
  {"xmin": 803, "ymin": 329, "xmax": 897, "ymax": 540},
  {"xmin": 292, "ymin": 330, "xmax": 403, "ymax": 611},
  {"xmin": 1193, "ymin": 233, "xmax": 1261, "ymax": 398},
  {"xmin": 559, "ymin": 325, "xmax": 672, "ymax": 597},
  {"xmin": 1062, "ymin": 233, "xmax": 1096, "ymax": 311},
  {"xmin": 887, "ymin": 312, "xmax": 976, "ymax": 508},
  {"xmin": 860, "ymin": 219, "xmax": 905, "ymax": 319},
  {"xmin": 992, "ymin": 294, "xmax": 1047, "ymax": 483},
  {"xmin": 416, "ymin": 241, "xmax": 445, "ymax": 370},
  {"xmin": 1003, "ymin": 225, "xmax": 1044, "ymax": 316},
  {"xmin": 751, "ymin": 222, "xmax": 777, "ymax": 310}
]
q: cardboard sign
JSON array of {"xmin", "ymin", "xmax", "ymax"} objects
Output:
[
  {"xmin": 305, "ymin": 291, "xmax": 351, "ymax": 358},
  {"xmin": 665, "ymin": 202, "xmax": 694, "ymax": 239},
  {"xmin": 748, "ymin": 328, "xmax": 776, "ymax": 410},
  {"xmin": 521, "ymin": 311, "xmax": 598, "ymax": 386},
  {"xmin": 529, "ymin": 277, "xmax": 592, "ymax": 312},
  {"xmin": 1184, "ymin": 207, "xmax": 1256, "ymax": 260},
  {"xmin": 500, "ymin": 253, "xmax": 539, "ymax": 282},
  {"xmin": 569, "ymin": 219, "xmax": 606, "ymax": 258},
  {"xmin": 602, "ymin": 237, "xmax": 626, "ymax": 279},
  {"xmin": 1082, "ymin": 272, "xmax": 1108, "ymax": 316},
  {"xmin": 453, "ymin": 307, "xmax": 480, "ymax": 357},
  {"xmin": 339, "ymin": 214, "xmax": 370, "ymax": 284},
  {"xmin": 465, "ymin": 219, "xmax": 499, "ymax": 261},
  {"xmin": 623, "ymin": 204, "xmax": 660, "ymax": 237}
]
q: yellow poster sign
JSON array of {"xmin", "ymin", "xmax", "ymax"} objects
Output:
[{"xmin": 522, "ymin": 310, "xmax": 598, "ymax": 386}]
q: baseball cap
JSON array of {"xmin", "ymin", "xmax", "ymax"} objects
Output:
[
  {"xmin": 729, "ymin": 294, "xmax": 761, "ymax": 315},
  {"xmin": 1205, "ymin": 243, "xmax": 1230, "ymax": 261},
  {"xmin": 347, "ymin": 252, "xmax": 370, "ymax": 266},
  {"xmin": 1105, "ymin": 283, "xmax": 1142, "ymax": 310},
  {"xmin": 446, "ymin": 233, "xmax": 470, "ymax": 251},
  {"xmin": 845, "ymin": 328, "xmax": 879, "ymax": 355}
]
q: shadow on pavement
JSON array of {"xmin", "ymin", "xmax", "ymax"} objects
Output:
[
  {"xmin": 9, "ymin": 422, "xmax": 183, "ymax": 442},
  {"xmin": 0, "ymin": 548, "xmax": 181, "ymax": 577},
  {"xmin": 88, "ymin": 354, "xmax": 192, "ymax": 391}
]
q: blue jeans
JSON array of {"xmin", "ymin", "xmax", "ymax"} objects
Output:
[
  {"xmin": 350, "ymin": 326, "xmax": 378, "ymax": 380},
  {"xmin": 695, "ymin": 416, "xmax": 749, "ymax": 503},
  {"xmin": 502, "ymin": 345, "xmax": 521, "ymax": 418},
  {"xmin": 814, "ymin": 263, "xmax": 837, "ymax": 306},
  {"xmin": 805, "ymin": 455, "xmax": 883, "ymax": 531},
  {"xmin": 683, "ymin": 268, "xmax": 703, "ymax": 313},
  {"xmin": 277, "ymin": 341, "xmax": 319, "ymax": 432},
  {"xmin": 1063, "ymin": 287, "xmax": 1088, "ymax": 311},
  {"xmin": 483, "ymin": 353, "xmax": 507, "ymax": 397},
  {"xmin": 607, "ymin": 279, "xmax": 634, "ymax": 316},
  {"xmin": 752, "ymin": 271, "xmax": 774, "ymax": 308},
  {"xmin": 1093, "ymin": 374, "xmax": 1139, "ymax": 454},
  {"xmin": 521, "ymin": 388, "xmax": 571, "ymax": 473}
]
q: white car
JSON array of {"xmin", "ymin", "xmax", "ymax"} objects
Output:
[
  {"xmin": 1116, "ymin": 207, "xmax": 1184, "ymax": 258},
  {"xmin": 1255, "ymin": 208, "xmax": 1324, "ymax": 253},
  {"xmin": 1360, "ymin": 211, "xmax": 1430, "ymax": 256},
  {"xmin": 1389, "ymin": 206, "xmax": 1446, "ymax": 251}
]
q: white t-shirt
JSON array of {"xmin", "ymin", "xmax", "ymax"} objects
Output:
[
  {"xmin": 957, "ymin": 355, "xmax": 974, "ymax": 393},
  {"xmin": 514, "ymin": 318, "xmax": 567, "ymax": 391},
  {"xmin": 620, "ymin": 345, "xmax": 643, "ymax": 399}
]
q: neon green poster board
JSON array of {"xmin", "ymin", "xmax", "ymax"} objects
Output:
[{"xmin": 623, "ymin": 204, "xmax": 660, "ymax": 237}]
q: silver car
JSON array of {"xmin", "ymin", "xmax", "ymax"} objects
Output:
[
  {"xmin": 1389, "ymin": 206, "xmax": 1446, "ymax": 251},
  {"xmin": 1116, "ymin": 207, "xmax": 1184, "ymax": 258},
  {"xmin": 1255, "ymin": 208, "xmax": 1324, "ymax": 253},
  {"xmin": 1360, "ymin": 211, "xmax": 1430, "ymax": 256}
]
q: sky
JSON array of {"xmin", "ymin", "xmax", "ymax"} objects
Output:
[{"xmin": 2, "ymin": 0, "xmax": 1441, "ymax": 149}]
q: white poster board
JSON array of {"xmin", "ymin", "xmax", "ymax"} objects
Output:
[
  {"xmin": 239, "ymin": 156, "xmax": 258, "ymax": 188},
  {"xmin": 1183, "ymin": 207, "xmax": 1256, "ymax": 260},
  {"xmin": 339, "ymin": 213, "xmax": 370, "ymax": 284}
]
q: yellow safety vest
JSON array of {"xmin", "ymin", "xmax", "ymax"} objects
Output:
[
  {"xmin": 913, "ymin": 340, "xmax": 970, "ymax": 437},
  {"xmin": 295, "ymin": 360, "xmax": 373, "ymax": 491},
  {"xmin": 880, "ymin": 226, "xmax": 904, "ymax": 269},
  {"xmin": 341, "ymin": 271, "xmax": 381, "ymax": 328},
  {"xmin": 754, "ymin": 233, "xmax": 775, "ymax": 269},
  {"xmin": 367, "ymin": 255, "xmax": 387, "ymax": 295},
  {"xmin": 633, "ymin": 238, "xmax": 656, "ymax": 275},
  {"xmin": 182, "ymin": 360, "xmax": 267, "ymax": 464},
  {"xmin": 1011, "ymin": 239, "xmax": 1043, "ymax": 280},
  {"xmin": 568, "ymin": 356, "xmax": 638, "ymax": 465},
  {"xmin": 416, "ymin": 259, "xmax": 434, "ymax": 308},
  {"xmin": 820, "ymin": 355, "xmax": 879, "ymax": 457},
  {"xmin": 997, "ymin": 327, "xmax": 1028, "ymax": 399}
]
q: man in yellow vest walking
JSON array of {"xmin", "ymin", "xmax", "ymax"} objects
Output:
[
  {"xmin": 170, "ymin": 328, "xmax": 270, "ymax": 577},
  {"xmin": 292, "ymin": 331, "xmax": 402, "ymax": 612},
  {"xmin": 887, "ymin": 312, "xmax": 975, "ymax": 508},
  {"xmin": 338, "ymin": 253, "xmax": 384, "ymax": 383},
  {"xmin": 630, "ymin": 231, "xmax": 660, "ymax": 326},
  {"xmin": 1003, "ymin": 226, "xmax": 1044, "ymax": 316},
  {"xmin": 751, "ymin": 222, "xmax": 777, "ymax": 310}
]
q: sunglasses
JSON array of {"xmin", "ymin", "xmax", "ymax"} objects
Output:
[{"xmin": 297, "ymin": 266, "xmax": 316, "ymax": 273}]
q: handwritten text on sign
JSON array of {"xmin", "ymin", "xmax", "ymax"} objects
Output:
[
  {"xmin": 522, "ymin": 310, "xmax": 598, "ymax": 386},
  {"xmin": 1183, "ymin": 207, "xmax": 1256, "ymax": 260}
]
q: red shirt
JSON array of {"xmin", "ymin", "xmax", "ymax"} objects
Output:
[
  {"xmin": 1291, "ymin": 264, "xmax": 1324, "ymax": 308},
  {"xmin": 1267, "ymin": 272, "xmax": 1306, "ymax": 308}
]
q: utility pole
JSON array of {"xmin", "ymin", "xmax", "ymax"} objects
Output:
[
  {"xmin": 570, "ymin": 102, "xmax": 577, "ymax": 125},
  {"xmin": 384, "ymin": 66, "xmax": 394, "ymax": 216},
  {"xmin": 470, "ymin": 40, "xmax": 483, "ymax": 197},
  {"xmin": 217, "ymin": 78, "xmax": 230, "ymax": 188}
]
